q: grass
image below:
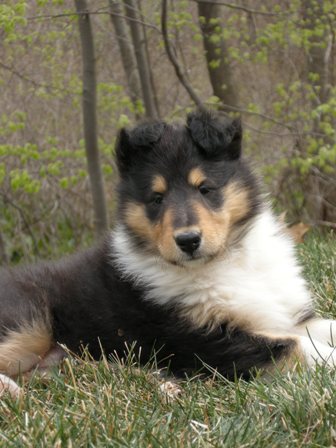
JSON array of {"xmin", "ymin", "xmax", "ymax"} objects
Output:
[{"xmin": 0, "ymin": 232, "xmax": 335, "ymax": 447}]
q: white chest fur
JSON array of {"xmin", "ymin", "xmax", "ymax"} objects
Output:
[{"xmin": 111, "ymin": 209, "xmax": 312, "ymax": 334}]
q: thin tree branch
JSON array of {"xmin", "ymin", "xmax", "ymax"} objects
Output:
[
  {"xmin": 170, "ymin": 100, "xmax": 300, "ymax": 133},
  {"xmin": 213, "ymin": 104, "xmax": 294, "ymax": 130},
  {"xmin": 0, "ymin": 193, "xmax": 39, "ymax": 255},
  {"xmin": 192, "ymin": 0, "xmax": 287, "ymax": 17},
  {"xmin": 0, "ymin": 61, "xmax": 74, "ymax": 94},
  {"xmin": 317, "ymin": 220, "xmax": 336, "ymax": 229},
  {"xmin": 27, "ymin": 9, "xmax": 160, "ymax": 31},
  {"xmin": 243, "ymin": 122, "xmax": 329, "ymax": 138},
  {"xmin": 161, "ymin": 0, "xmax": 205, "ymax": 110}
]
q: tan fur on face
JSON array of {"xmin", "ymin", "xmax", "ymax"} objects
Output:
[
  {"xmin": 0, "ymin": 320, "xmax": 52, "ymax": 376},
  {"xmin": 124, "ymin": 181, "xmax": 251, "ymax": 264},
  {"xmin": 124, "ymin": 204, "xmax": 154, "ymax": 241},
  {"xmin": 223, "ymin": 182, "xmax": 251, "ymax": 225},
  {"xmin": 191, "ymin": 181, "xmax": 251, "ymax": 258},
  {"xmin": 124, "ymin": 203, "xmax": 178, "ymax": 261},
  {"xmin": 188, "ymin": 167, "xmax": 206, "ymax": 188},
  {"xmin": 152, "ymin": 175, "xmax": 167, "ymax": 194},
  {"xmin": 154, "ymin": 208, "xmax": 178, "ymax": 261}
]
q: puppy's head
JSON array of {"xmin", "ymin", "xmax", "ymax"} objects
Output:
[{"xmin": 115, "ymin": 110, "xmax": 260, "ymax": 267}]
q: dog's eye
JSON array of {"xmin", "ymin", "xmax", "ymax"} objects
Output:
[
  {"xmin": 198, "ymin": 185, "xmax": 211, "ymax": 195},
  {"xmin": 152, "ymin": 193, "xmax": 164, "ymax": 205}
]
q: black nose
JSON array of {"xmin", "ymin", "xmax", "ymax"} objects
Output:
[{"xmin": 174, "ymin": 232, "xmax": 201, "ymax": 255}]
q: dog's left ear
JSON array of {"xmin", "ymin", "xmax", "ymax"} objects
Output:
[
  {"xmin": 186, "ymin": 110, "xmax": 242, "ymax": 160},
  {"xmin": 115, "ymin": 121, "xmax": 166, "ymax": 174}
]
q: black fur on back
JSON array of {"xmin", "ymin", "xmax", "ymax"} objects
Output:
[{"xmin": 0, "ymin": 239, "xmax": 294, "ymax": 379}]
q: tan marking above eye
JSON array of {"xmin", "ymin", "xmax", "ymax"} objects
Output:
[
  {"xmin": 152, "ymin": 175, "xmax": 167, "ymax": 194},
  {"xmin": 188, "ymin": 167, "xmax": 207, "ymax": 188}
]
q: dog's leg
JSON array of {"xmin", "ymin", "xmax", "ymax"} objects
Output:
[
  {"xmin": 0, "ymin": 322, "xmax": 68, "ymax": 397},
  {"xmin": 211, "ymin": 332, "xmax": 336, "ymax": 377},
  {"xmin": 23, "ymin": 345, "xmax": 68, "ymax": 380},
  {"xmin": 296, "ymin": 318, "xmax": 336, "ymax": 347},
  {"xmin": 37, "ymin": 345, "xmax": 67, "ymax": 369},
  {"xmin": 230, "ymin": 331, "xmax": 336, "ymax": 376},
  {"xmin": 0, "ymin": 320, "xmax": 52, "ymax": 377},
  {"xmin": 0, "ymin": 321, "xmax": 52, "ymax": 399},
  {"xmin": 256, "ymin": 333, "xmax": 336, "ymax": 374},
  {"xmin": 169, "ymin": 327, "xmax": 336, "ymax": 379}
]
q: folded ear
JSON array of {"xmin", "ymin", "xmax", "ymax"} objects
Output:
[
  {"xmin": 186, "ymin": 110, "xmax": 242, "ymax": 160},
  {"xmin": 115, "ymin": 121, "xmax": 166, "ymax": 174}
]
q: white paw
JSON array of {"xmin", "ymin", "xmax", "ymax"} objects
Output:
[
  {"xmin": 159, "ymin": 380, "xmax": 182, "ymax": 400},
  {"xmin": 0, "ymin": 374, "xmax": 22, "ymax": 399},
  {"xmin": 300, "ymin": 336, "xmax": 336, "ymax": 367}
]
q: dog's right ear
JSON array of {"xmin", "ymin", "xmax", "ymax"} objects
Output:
[
  {"xmin": 115, "ymin": 122, "xmax": 166, "ymax": 175},
  {"xmin": 187, "ymin": 110, "xmax": 242, "ymax": 160}
]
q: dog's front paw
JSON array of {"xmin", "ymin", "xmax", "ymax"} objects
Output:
[
  {"xmin": 0, "ymin": 374, "xmax": 22, "ymax": 399},
  {"xmin": 159, "ymin": 380, "xmax": 182, "ymax": 401},
  {"xmin": 300, "ymin": 337, "xmax": 336, "ymax": 367}
]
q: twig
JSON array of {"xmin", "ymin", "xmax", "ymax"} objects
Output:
[
  {"xmin": 317, "ymin": 220, "xmax": 336, "ymax": 229},
  {"xmin": 161, "ymin": 0, "xmax": 205, "ymax": 110},
  {"xmin": 0, "ymin": 193, "xmax": 39, "ymax": 255},
  {"xmin": 243, "ymin": 122, "xmax": 328, "ymax": 138},
  {"xmin": 27, "ymin": 9, "xmax": 160, "ymax": 32},
  {"xmin": 168, "ymin": 100, "xmax": 296, "ymax": 133},
  {"xmin": 0, "ymin": 61, "xmax": 74, "ymax": 94},
  {"xmin": 213, "ymin": 104, "xmax": 294, "ymax": 130},
  {"xmin": 192, "ymin": 0, "xmax": 287, "ymax": 17},
  {"xmin": 311, "ymin": 167, "xmax": 336, "ymax": 186}
]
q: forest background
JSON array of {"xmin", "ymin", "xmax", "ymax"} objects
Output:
[
  {"xmin": 0, "ymin": 0, "xmax": 335, "ymax": 263},
  {"xmin": 1, "ymin": 2, "xmax": 336, "ymax": 446}
]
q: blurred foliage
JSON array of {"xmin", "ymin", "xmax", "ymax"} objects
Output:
[{"xmin": 196, "ymin": 0, "xmax": 336, "ymax": 219}]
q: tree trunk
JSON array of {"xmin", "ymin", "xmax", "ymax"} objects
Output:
[
  {"xmin": 108, "ymin": 0, "xmax": 142, "ymax": 112},
  {"xmin": 74, "ymin": 0, "xmax": 108, "ymax": 235},
  {"xmin": 0, "ymin": 231, "xmax": 8, "ymax": 265},
  {"xmin": 197, "ymin": 2, "xmax": 238, "ymax": 110},
  {"xmin": 303, "ymin": 0, "xmax": 331, "ymax": 106},
  {"xmin": 123, "ymin": 0, "xmax": 158, "ymax": 119},
  {"xmin": 141, "ymin": 6, "xmax": 161, "ymax": 118}
]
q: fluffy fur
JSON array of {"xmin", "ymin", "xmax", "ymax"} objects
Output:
[{"xmin": 0, "ymin": 110, "xmax": 335, "ymax": 397}]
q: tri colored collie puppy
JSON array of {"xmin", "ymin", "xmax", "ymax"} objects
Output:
[{"xmin": 0, "ymin": 110, "xmax": 335, "ymax": 396}]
